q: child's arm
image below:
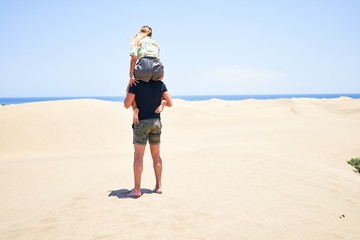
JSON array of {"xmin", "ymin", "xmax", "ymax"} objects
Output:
[{"xmin": 128, "ymin": 55, "xmax": 138, "ymax": 88}]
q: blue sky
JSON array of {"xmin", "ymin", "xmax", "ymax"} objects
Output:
[{"xmin": 1, "ymin": 0, "xmax": 359, "ymax": 97}]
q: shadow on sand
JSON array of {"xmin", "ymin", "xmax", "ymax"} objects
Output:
[{"xmin": 108, "ymin": 188, "xmax": 155, "ymax": 199}]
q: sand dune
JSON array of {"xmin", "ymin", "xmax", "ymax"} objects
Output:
[{"xmin": 1, "ymin": 98, "xmax": 360, "ymax": 240}]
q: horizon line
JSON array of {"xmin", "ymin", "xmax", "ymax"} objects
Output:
[{"xmin": 1, "ymin": 93, "xmax": 360, "ymax": 99}]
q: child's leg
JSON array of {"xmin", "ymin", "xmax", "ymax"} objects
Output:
[{"xmin": 132, "ymin": 100, "xmax": 139, "ymax": 125}]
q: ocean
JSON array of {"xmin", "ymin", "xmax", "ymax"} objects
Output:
[{"xmin": 1, "ymin": 94, "xmax": 360, "ymax": 105}]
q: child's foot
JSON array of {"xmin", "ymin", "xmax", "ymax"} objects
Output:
[
  {"xmin": 155, "ymin": 105, "xmax": 163, "ymax": 113},
  {"xmin": 133, "ymin": 108, "xmax": 139, "ymax": 125}
]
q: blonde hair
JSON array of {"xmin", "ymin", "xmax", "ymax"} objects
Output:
[{"xmin": 131, "ymin": 25, "xmax": 152, "ymax": 46}]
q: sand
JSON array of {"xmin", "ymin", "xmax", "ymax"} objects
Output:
[{"xmin": 0, "ymin": 97, "xmax": 360, "ymax": 240}]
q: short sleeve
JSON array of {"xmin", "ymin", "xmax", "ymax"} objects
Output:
[
  {"xmin": 162, "ymin": 83, "xmax": 168, "ymax": 93},
  {"xmin": 129, "ymin": 39, "xmax": 138, "ymax": 57}
]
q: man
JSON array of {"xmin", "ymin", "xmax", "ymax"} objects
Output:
[{"xmin": 124, "ymin": 80, "xmax": 172, "ymax": 197}]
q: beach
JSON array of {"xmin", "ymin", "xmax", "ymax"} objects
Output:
[{"xmin": 1, "ymin": 98, "xmax": 360, "ymax": 239}]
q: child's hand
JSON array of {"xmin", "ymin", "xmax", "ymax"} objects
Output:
[
  {"xmin": 155, "ymin": 105, "xmax": 163, "ymax": 113},
  {"xmin": 126, "ymin": 76, "xmax": 139, "ymax": 93},
  {"xmin": 129, "ymin": 76, "xmax": 139, "ymax": 86}
]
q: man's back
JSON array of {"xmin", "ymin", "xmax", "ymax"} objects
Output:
[{"xmin": 128, "ymin": 80, "xmax": 168, "ymax": 121}]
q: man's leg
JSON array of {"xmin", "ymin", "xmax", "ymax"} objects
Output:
[
  {"xmin": 150, "ymin": 144, "xmax": 162, "ymax": 194},
  {"xmin": 127, "ymin": 144, "xmax": 146, "ymax": 197}
]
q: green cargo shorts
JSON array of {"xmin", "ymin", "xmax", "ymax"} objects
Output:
[{"xmin": 132, "ymin": 119, "xmax": 162, "ymax": 145}]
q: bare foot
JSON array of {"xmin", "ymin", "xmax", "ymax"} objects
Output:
[
  {"xmin": 126, "ymin": 189, "xmax": 142, "ymax": 198},
  {"xmin": 133, "ymin": 108, "xmax": 139, "ymax": 125},
  {"xmin": 155, "ymin": 105, "xmax": 163, "ymax": 113},
  {"xmin": 153, "ymin": 187, "xmax": 163, "ymax": 194}
]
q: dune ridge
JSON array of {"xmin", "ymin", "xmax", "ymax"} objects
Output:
[{"xmin": 1, "ymin": 98, "xmax": 360, "ymax": 240}]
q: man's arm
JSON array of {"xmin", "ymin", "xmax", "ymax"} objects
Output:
[
  {"xmin": 162, "ymin": 91, "xmax": 172, "ymax": 107},
  {"xmin": 124, "ymin": 92, "xmax": 135, "ymax": 109}
]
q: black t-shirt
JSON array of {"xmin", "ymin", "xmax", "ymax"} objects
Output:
[{"xmin": 128, "ymin": 80, "xmax": 168, "ymax": 121}]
